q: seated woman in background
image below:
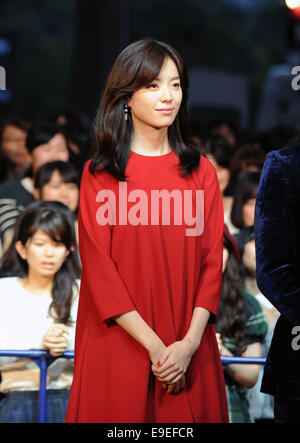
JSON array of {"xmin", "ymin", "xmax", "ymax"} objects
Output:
[
  {"xmin": 235, "ymin": 226, "xmax": 280, "ymax": 422},
  {"xmin": 0, "ymin": 118, "xmax": 32, "ymax": 181},
  {"xmin": 33, "ymin": 161, "xmax": 80, "ymax": 214},
  {"xmin": 0, "ymin": 201, "xmax": 81, "ymax": 423},
  {"xmin": 226, "ymin": 144, "xmax": 265, "ymax": 197},
  {"xmin": 33, "ymin": 161, "xmax": 80, "ymax": 243},
  {"xmin": 235, "ymin": 226, "xmax": 280, "ymax": 333},
  {"xmin": 229, "ymin": 170, "xmax": 261, "ymax": 234},
  {"xmin": 201, "ymin": 135, "xmax": 233, "ymax": 226},
  {"xmin": 215, "ymin": 225, "xmax": 268, "ymax": 423}
]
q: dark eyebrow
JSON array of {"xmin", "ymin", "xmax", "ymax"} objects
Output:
[{"xmin": 155, "ymin": 76, "xmax": 180, "ymax": 82}]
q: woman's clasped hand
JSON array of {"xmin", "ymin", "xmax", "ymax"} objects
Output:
[
  {"xmin": 43, "ymin": 323, "xmax": 69, "ymax": 357},
  {"xmin": 151, "ymin": 339, "xmax": 196, "ymax": 395}
]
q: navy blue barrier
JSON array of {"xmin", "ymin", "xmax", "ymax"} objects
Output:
[
  {"xmin": 0, "ymin": 350, "xmax": 266, "ymax": 423},
  {"xmin": 0, "ymin": 349, "xmax": 74, "ymax": 423},
  {"xmin": 221, "ymin": 355, "xmax": 266, "ymax": 367}
]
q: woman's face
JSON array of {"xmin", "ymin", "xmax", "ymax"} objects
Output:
[
  {"xmin": 16, "ymin": 228, "xmax": 69, "ymax": 279},
  {"xmin": 242, "ymin": 197, "xmax": 256, "ymax": 227},
  {"xmin": 31, "ymin": 133, "xmax": 69, "ymax": 174},
  {"xmin": 1, "ymin": 124, "xmax": 31, "ymax": 167},
  {"xmin": 128, "ymin": 56, "xmax": 183, "ymax": 131},
  {"xmin": 38, "ymin": 170, "xmax": 79, "ymax": 212},
  {"xmin": 243, "ymin": 239, "xmax": 256, "ymax": 275},
  {"xmin": 207, "ymin": 155, "xmax": 230, "ymax": 194},
  {"xmin": 212, "ymin": 123, "xmax": 236, "ymax": 147}
]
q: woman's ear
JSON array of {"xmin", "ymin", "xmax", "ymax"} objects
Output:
[{"xmin": 15, "ymin": 241, "xmax": 27, "ymax": 261}]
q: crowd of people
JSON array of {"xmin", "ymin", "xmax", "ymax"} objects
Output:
[{"xmin": 0, "ymin": 109, "xmax": 299, "ymax": 423}]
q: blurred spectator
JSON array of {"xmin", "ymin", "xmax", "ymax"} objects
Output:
[
  {"xmin": 0, "ymin": 122, "xmax": 69, "ymax": 255},
  {"xmin": 52, "ymin": 109, "xmax": 85, "ymax": 152},
  {"xmin": 230, "ymin": 170, "xmax": 261, "ymax": 234},
  {"xmin": 190, "ymin": 119, "xmax": 207, "ymax": 142},
  {"xmin": 235, "ymin": 129, "xmax": 263, "ymax": 153},
  {"xmin": 227, "ymin": 145, "xmax": 266, "ymax": 196},
  {"xmin": 0, "ymin": 201, "xmax": 81, "ymax": 423},
  {"xmin": 209, "ymin": 119, "xmax": 238, "ymax": 149},
  {"xmin": 215, "ymin": 225, "xmax": 268, "ymax": 423},
  {"xmin": 50, "ymin": 109, "xmax": 91, "ymax": 172},
  {"xmin": 26, "ymin": 121, "xmax": 69, "ymax": 176},
  {"xmin": 33, "ymin": 161, "xmax": 80, "ymax": 244},
  {"xmin": 260, "ymin": 125, "xmax": 300, "ymax": 154},
  {"xmin": 0, "ymin": 150, "xmax": 16, "ymax": 184},
  {"xmin": 202, "ymin": 135, "xmax": 232, "ymax": 193},
  {"xmin": 202, "ymin": 135, "xmax": 234, "ymax": 228},
  {"xmin": 235, "ymin": 226, "xmax": 279, "ymax": 327},
  {"xmin": 235, "ymin": 226, "xmax": 279, "ymax": 423},
  {"xmin": 0, "ymin": 118, "xmax": 32, "ymax": 180},
  {"xmin": 33, "ymin": 161, "xmax": 79, "ymax": 214}
]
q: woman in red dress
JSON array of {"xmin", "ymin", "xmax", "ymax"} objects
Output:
[{"xmin": 66, "ymin": 39, "xmax": 228, "ymax": 423}]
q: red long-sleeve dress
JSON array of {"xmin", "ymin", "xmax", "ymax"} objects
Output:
[{"xmin": 66, "ymin": 150, "xmax": 228, "ymax": 423}]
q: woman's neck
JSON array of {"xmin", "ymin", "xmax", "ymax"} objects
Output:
[
  {"xmin": 21, "ymin": 271, "xmax": 54, "ymax": 296},
  {"xmin": 130, "ymin": 125, "xmax": 171, "ymax": 156},
  {"xmin": 244, "ymin": 275, "xmax": 260, "ymax": 296}
]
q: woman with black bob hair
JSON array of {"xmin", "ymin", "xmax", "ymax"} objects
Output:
[
  {"xmin": 25, "ymin": 121, "xmax": 70, "ymax": 177},
  {"xmin": 0, "ymin": 117, "xmax": 31, "ymax": 180},
  {"xmin": 201, "ymin": 134, "xmax": 233, "ymax": 228},
  {"xmin": 33, "ymin": 161, "xmax": 80, "ymax": 214},
  {"xmin": 67, "ymin": 39, "xmax": 228, "ymax": 423},
  {"xmin": 230, "ymin": 170, "xmax": 261, "ymax": 233},
  {"xmin": 0, "ymin": 200, "xmax": 81, "ymax": 423}
]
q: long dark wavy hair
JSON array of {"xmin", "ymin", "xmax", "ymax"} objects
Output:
[
  {"xmin": 0, "ymin": 201, "xmax": 81, "ymax": 325},
  {"xmin": 90, "ymin": 38, "xmax": 201, "ymax": 180},
  {"xmin": 215, "ymin": 232, "xmax": 249, "ymax": 355}
]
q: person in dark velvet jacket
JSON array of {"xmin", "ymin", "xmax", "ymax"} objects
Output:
[{"xmin": 254, "ymin": 143, "xmax": 300, "ymax": 423}]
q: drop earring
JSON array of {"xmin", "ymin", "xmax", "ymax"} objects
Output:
[{"xmin": 124, "ymin": 105, "xmax": 129, "ymax": 121}]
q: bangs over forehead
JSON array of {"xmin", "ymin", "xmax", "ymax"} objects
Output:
[
  {"xmin": 131, "ymin": 42, "xmax": 180, "ymax": 89},
  {"xmin": 18, "ymin": 202, "xmax": 74, "ymax": 248},
  {"xmin": 28, "ymin": 213, "xmax": 68, "ymax": 246},
  {"xmin": 109, "ymin": 39, "xmax": 185, "ymax": 99},
  {"xmin": 34, "ymin": 161, "xmax": 79, "ymax": 190}
]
